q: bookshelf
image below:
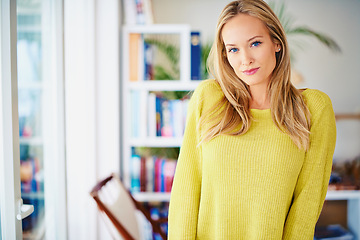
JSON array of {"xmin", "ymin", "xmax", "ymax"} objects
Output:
[{"xmin": 121, "ymin": 24, "xmax": 200, "ymax": 201}]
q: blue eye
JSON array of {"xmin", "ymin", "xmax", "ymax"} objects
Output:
[
  {"xmin": 251, "ymin": 41, "xmax": 262, "ymax": 47},
  {"xmin": 228, "ymin": 48, "xmax": 239, "ymax": 53}
]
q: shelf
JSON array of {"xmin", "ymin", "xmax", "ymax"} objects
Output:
[
  {"xmin": 325, "ymin": 190, "xmax": 360, "ymax": 200},
  {"xmin": 132, "ymin": 190, "xmax": 360, "ymax": 203},
  {"xmin": 130, "ymin": 137, "xmax": 183, "ymax": 147},
  {"xmin": 18, "ymin": 81, "xmax": 43, "ymax": 90},
  {"xmin": 19, "ymin": 137, "xmax": 43, "ymax": 145},
  {"xmin": 132, "ymin": 192, "xmax": 171, "ymax": 202},
  {"xmin": 127, "ymin": 80, "xmax": 201, "ymax": 91},
  {"xmin": 22, "ymin": 191, "xmax": 45, "ymax": 199}
]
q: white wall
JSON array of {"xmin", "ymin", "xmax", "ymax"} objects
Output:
[
  {"xmin": 152, "ymin": 0, "xmax": 360, "ymax": 161},
  {"xmin": 64, "ymin": 0, "xmax": 121, "ymax": 239}
]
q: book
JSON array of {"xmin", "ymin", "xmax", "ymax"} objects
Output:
[
  {"xmin": 164, "ymin": 160, "xmax": 177, "ymax": 192},
  {"xmin": 171, "ymin": 99, "xmax": 184, "ymax": 137},
  {"xmin": 144, "ymin": 41, "xmax": 155, "ymax": 80},
  {"xmin": 130, "ymin": 90, "xmax": 140, "ymax": 137},
  {"xmin": 160, "ymin": 159, "xmax": 166, "ymax": 192},
  {"xmin": 155, "ymin": 95, "xmax": 163, "ymax": 136},
  {"xmin": 132, "ymin": 153, "xmax": 177, "ymax": 193},
  {"xmin": 190, "ymin": 31, "xmax": 202, "ymax": 80},
  {"xmin": 140, "ymin": 156, "xmax": 147, "ymax": 192},
  {"xmin": 123, "ymin": 0, "xmax": 137, "ymax": 25},
  {"xmin": 154, "ymin": 158, "xmax": 162, "ymax": 192},
  {"xmin": 131, "ymin": 154, "xmax": 141, "ymax": 192},
  {"xmin": 142, "ymin": 0, "xmax": 154, "ymax": 25},
  {"xmin": 134, "ymin": 0, "xmax": 145, "ymax": 24},
  {"xmin": 147, "ymin": 92, "xmax": 157, "ymax": 137},
  {"xmin": 161, "ymin": 100, "xmax": 173, "ymax": 137},
  {"xmin": 129, "ymin": 33, "xmax": 143, "ymax": 82},
  {"xmin": 146, "ymin": 156, "xmax": 155, "ymax": 192},
  {"xmin": 314, "ymin": 224, "xmax": 354, "ymax": 240},
  {"xmin": 139, "ymin": 90, "xmax": 148, "ymax": 138}
]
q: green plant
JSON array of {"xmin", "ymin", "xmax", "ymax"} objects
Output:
[
  {"xmin": 135, "ymin": 147, "xmax": 180, "ymax": 160},
  {"xmin": 269, "ymin": 1, "xmax": 341, "ymax": 61},
  {"xmin": 144, "ymin": 38, "xmax": 180, "ymax": 80},
  {"xmin": 145, "ymin": 37, "xmax": 213, "ymax": 81},
  {"xmin": 201, "ymin": 41, "xmax": 213, "ymax": 79}
]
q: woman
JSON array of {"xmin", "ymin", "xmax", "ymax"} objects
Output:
[{"xmin": 168, "ymin": 0, "xmax": 336, "ymax": 239}]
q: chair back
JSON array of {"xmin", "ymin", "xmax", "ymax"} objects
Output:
[{"xmin": 90, "ymin": 174, "xmax": 140, "ymax": 240}]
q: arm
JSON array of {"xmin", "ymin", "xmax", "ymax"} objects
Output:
[
  {"xmin": 283, "ymin": 94, "xmax": 336, "ymax": 239},
  {"xmin": 168, "ymin": 90, "xmax": 202, "ymax": 240}
]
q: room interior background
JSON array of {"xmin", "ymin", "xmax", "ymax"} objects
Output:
[{"xmin": 1, "ymin": 0, "xmax": 360, "ymax": 239}]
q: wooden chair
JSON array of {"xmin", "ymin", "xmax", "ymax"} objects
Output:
[{"xmin": 90, "ymin": 173, "xmax": 168, "ymax": 240}]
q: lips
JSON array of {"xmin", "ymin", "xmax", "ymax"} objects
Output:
[{"xmin": 242, "ymin": 67, "xmax": 260, "ymax": 75}]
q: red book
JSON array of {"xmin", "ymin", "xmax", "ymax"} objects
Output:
[
  {"xmin": 154, "ymin": 158, "xmax": 162, "ymax": 192},
  {"xmin": 164, "ymin": 160, "xmax": 177, "ymax": 192},
  {"xmin": 140, "ymin": 157, "xmax": 147, "ymax": 192}
]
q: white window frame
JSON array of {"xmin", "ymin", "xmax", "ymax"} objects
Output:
[{"xmin": 0, "ymin": 0, "xmax": 22, "ymax": 239}]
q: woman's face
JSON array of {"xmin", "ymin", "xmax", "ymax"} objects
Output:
[{"xmin": 222, "ymin": 13, "xmax": 280, "ymax": 88}]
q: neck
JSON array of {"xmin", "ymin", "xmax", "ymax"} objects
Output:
[{"xmin": 249, "ymin": 84, "xmax": 270, "ymax": 110}]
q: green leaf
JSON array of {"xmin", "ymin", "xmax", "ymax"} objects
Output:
[
  {"xmin": 268, "ymin": 0, "xmax": 341, "ymax": 60},
  {"xmin": 287, "ymin": 26, "xmax": 341, "ymax": 52}
]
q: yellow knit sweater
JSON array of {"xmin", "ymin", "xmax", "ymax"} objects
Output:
[{"xmin": 168, "ymin": 80, "xmax": 336, "ymax": 240}]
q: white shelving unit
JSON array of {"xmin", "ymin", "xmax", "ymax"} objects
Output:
[{"xmin": 121, "ymin": 24, "xmax": 200, "ymax": 200}]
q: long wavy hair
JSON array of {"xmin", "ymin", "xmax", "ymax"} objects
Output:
[{"xmin": 201, "ymin": 0, "xmax": 311, "ymax": 150}]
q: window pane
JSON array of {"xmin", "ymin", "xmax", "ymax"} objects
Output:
[{"xmin": 17, "ymin": 0, "xmax": 45, "ymax": 239}]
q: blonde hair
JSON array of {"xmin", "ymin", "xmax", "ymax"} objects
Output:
[{"xmin": 201, "ymin": 0, "xmax": 310, "ymax": 150}]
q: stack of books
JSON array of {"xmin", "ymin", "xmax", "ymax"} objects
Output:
[{"xmin": 131, "ymin": 154, "xmax": 177, "ymax": 193}]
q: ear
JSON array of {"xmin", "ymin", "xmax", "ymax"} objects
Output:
[{"xmin": 275, "ymin": 44, "xmax": 281, "ymax": 52}]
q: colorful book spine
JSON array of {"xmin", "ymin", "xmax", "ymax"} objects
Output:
[
  {"xmin": 191, "ymin": 31, "xmax": 202, "ymax": 80},
  {"xmin": 131, "ymin": 154, "xmax": 141, "ymax": 192},
  {"xmin": 164, "ymin": 160, "xmax": 177, "ymax": 192},
  {"xmin": 130, "ymin": 90, "xmax": 140, "ymax": 137},
  {"xmin": 129, "ymin": 33, "xmax": 142, "ymax": 82},
  {"xmin": 146, "ymin": 156, "xmax": 155, "ymax": 192},
  {"xmin": 155, "ymin": 95, "xmax": 189, "ymax": 137},
  {"xmin": 140, "ymin": 156, "xmax": 147, "ymax": 192},
  {"xmin": 160, "ymin": 100, "xmax": 173, "ymax": 137},
  {"xmin": 131, "ymin": 154, "xmax": 177, "ymax": 193},
  {"xmin": 133, "ymin": 92, "xmax": 190, "ymax": 138},
  {"xmin": 155, "ymin": 96, "xmax": 163, "ymax": 136},
  {"xmin": 144, "ymin": 41, "xmax": 155, "ymax": 80},
  {"xmin": 147, "ymin": 92, "xmax": 157, "ymax": 138},
  {"xmin": 134, "ymin": 0, "xmax": 145, "ymax": 24}
]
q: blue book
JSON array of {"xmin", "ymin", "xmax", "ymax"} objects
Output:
[
  {"xmin": 155, "ymin": 95, "xmax": 163, "ymax": 136},
  {"xmin": 144, "ymin": 41, "xmax": 154, "ymax": 80},
  {"xmin": 191, "ymin": 31, "xmax": 202, "ymax": 80},
  {"xmin": 160, "ymin": 159, "xmax": 166, "ymax": 192},
  {"xmin": 131, "ymin": 154, "xmax": 141, "ymax": 192}
]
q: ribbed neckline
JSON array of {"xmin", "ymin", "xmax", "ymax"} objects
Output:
[
  {"xmin": 250, "ymin": 89, "xmax": 310, "ymax": 110},
  {"xmin": 251, "ymin": 108, "xmax": 271, "ymax": 119},
  {"xmin": 250, "ymin": 89, "xmax": 310, "ymax": 119}
]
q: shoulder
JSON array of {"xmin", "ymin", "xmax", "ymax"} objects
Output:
[
  {"xmin": 301, "ymin": 89, "xmax": 335, "ymax": 125},
  {"xmin": 191, "ymin": 79, "xmax": 224, "ymax": 104},
  {"xmin": 193, "ymin": 79, "xmax": 223, "ymax": 96},
  {"xmin": 188, "ymin": 79, "xmax": 225, "ymax": 115},
  {"xmin": 301, "ymin": 89, "xmax": 333, "ymax": 115}
]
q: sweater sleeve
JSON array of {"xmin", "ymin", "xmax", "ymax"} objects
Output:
[
  {"xmin": 167, "ymin": 84, "xmax": 203, "ymax": 239},
  {"xmin": 283, "ymin": 91, "xmax": 336, "ymax": 239}
]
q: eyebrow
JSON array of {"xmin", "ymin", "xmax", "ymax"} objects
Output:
[{"xmin": 225, "ymin": 35, "xmax": 264, "ymax": 47}]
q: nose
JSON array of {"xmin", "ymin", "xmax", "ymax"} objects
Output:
[{"xmin": 240, "ymin": 49, "xmax": 253, "ymax": 66}]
